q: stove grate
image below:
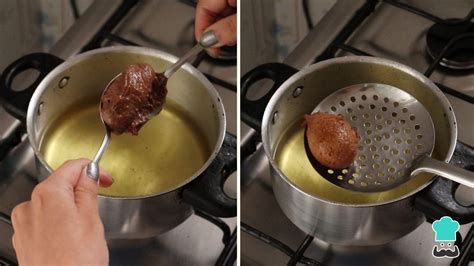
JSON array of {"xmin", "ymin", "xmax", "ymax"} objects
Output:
[
  {"xmin": 242, "ymin": 222, "xmax": 322, "ymax": 265},
  {"xmin": 315, "ymin": 0, "xmax": 474, "ymax": 104},
  {"xmin": 451, "ymin": 224, "xmax": 474, "ymax": 266},
  {"xmin": 0, "ymin": 256, "xmax": 15, "ymax": 266},
  {"xmin": 196, "ymin": 210, "xmax": 232, "ymax": 244},
  {"xmin": 0, "ymin": 125, "xmax": 25, "ymax": 163}
]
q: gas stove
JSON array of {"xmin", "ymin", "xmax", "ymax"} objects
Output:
[
  {"xmin": 0, "ymin": 1, "xmax": 236, "ymax": 265},
  {"xmin": 241, "ymin": 0, "xmax": 473, "ymax": 265}
]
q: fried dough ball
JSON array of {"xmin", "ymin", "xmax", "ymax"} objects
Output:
[{"xmin": 304, "ymin": 112, "xmax": 359, "ymax": 169}]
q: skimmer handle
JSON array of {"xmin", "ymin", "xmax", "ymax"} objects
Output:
[{"xmin": 412, "ymin": 155, "xmax": 474, "ymax": 188}]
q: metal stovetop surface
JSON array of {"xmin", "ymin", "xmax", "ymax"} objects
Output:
[
  {"xmin": 0, "ymin": 0, "xmax": 236, "ymax": 265},
  {"xmin": 241, "ymin": 0, "xmax": 473, "ymax": 265}
]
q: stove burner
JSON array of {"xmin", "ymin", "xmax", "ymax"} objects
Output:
[{"xmin": 426, "ymin": 19, "xmax": 474, "ymax": 70}]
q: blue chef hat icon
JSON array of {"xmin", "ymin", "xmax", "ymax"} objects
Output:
[{"xmin": 432, "ymin": 216, "xmax": 460, "ymax": 242}]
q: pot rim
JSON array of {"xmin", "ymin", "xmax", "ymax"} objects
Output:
[
  {"xmin": 262, "ymin": 56, "xmax": 457, "ymax": 207},
  {"xmin": 27, "ymin": 46, "xmax": 226, "ymax": 200}
]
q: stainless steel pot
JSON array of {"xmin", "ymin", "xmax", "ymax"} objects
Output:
[
  {"xmin": 241, "ymin": 56, "xmax": 474, "ymax": 245},
  {"xmin": 0, "ymin": 47, "xmax": 236, "ymax": 240}
]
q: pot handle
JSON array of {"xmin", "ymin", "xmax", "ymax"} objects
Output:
[
  {"xmin": 241, "ymin": 63, "xmax": 298, "ymax": 131},
  {"xmin": 0, "ymin": 53, "xmax": 64, "ymax": 122},
  {"xmin": 183, "ymin": 133, "xmax": 237, "ymax": 217},
  {"xmin": 414, "ymin": 141, "xmax": 474, "ymax": 224}
]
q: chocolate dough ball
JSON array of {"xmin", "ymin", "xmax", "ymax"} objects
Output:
[{"xmin": 101, "ymin": 63, "xmax": 167, "ymax": 135}]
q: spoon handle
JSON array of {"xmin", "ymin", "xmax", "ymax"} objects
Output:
[
  {"xmin": 164, "ymin": 31, "xmax": 218, "ymax": 78},
  {"xmin": 86, "ymin": 131, "xmax": 111, "ymax": 182}
]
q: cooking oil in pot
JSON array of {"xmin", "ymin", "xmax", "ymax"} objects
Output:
[
  {"xmin": 274, "ymin": 120, "xmax": 433, "ymax": 204},
  {"xmin": 40, "ymin": 99, "xmax": 211, "ymax": 197}
]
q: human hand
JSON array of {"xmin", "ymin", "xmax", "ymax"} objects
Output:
[
  {"xmin": 195, "ymin": 0, "xmax": 237, "ymax": 58},
  {"xmin": 11, "ymin": 159, "xmax": 113, "ymax": 265}
]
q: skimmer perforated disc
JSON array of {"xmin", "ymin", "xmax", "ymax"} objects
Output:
[{"xmin": 305, "ymin": 83, "xmax": 435, "ymax": 192}]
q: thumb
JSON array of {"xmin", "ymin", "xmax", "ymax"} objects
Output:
[
  {"xmin": 46, "ymin": 159, "xmax": 113, "ymax": 211},
  {"xmin": 75, "ymin": 165, "xmax": 114, "ymax": 212},
  {"xmin": 74, "ymin": 167, "xmax": 100, "ymax": 212}
]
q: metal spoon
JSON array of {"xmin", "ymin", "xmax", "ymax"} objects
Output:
[{"xmin": 85, "ymin": 31, "xmax": 218, "ymax": 182}]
